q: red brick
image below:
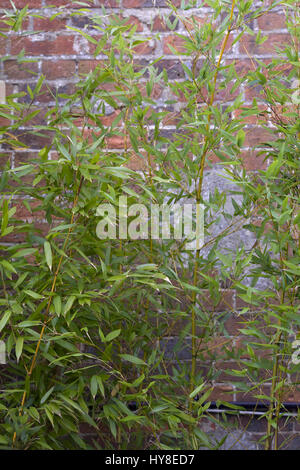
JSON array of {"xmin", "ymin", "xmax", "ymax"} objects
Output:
[
  {"xmin": 244, "ymin": 84, "xmax": 264, "ymax": 101},
  {"xmin": 133, "ymin": 41, "xmax": 155, "ymax": 55},
  {"xmin": 97, "ymin": 0, "xmax": 118, "ymax": 6},
  {"xmin": 1, "ymin": 230, "xmax": 27, "ymax": 243},
  {"xmin": 105, "ymin": 135, "xmax": 130, "ymax": 149},
  {"xmin": 88, "ymin": 35, "xmax": 110, "ymax": 55},
  {"xmin": 17, "ymin": 107, "xmax": 46, "ymax": 126},
  {"xmin": 57, "ymin": 83, "xmax": 76, "ymax": 97},
  {"xmin": 232, "ymin": 105, "xmax": 268, "ymax": 125},
  {"xmin": 204, "ymin": 151, "xmax": 223, "ymax": 166},
  {"xmin": 44, "ymin": 0, "xmax": 99, "ymax": 6},
  {"xmin": 70, "ymin": 113, "xmax": 118, "ymax": 129},
  {"xmin": 78, "ymin": 111, "xmax": 119, "ymax": 128},
  {"xmin": 152, "ymin": 14, "xmax": 180, "ymax": 32},
  {"xmin": 241, "ymin": 34, "xmax": 290, "ymax": 55},
  {"xmin": 269, "ymin": 104, "xmax": 298, "ymax": 126},
  {"xmin": 199, "ymin": 336, "xmax": 236, "ymax": 360},
  {"xmin": 14, "ymin": 130, "xmax": 53, "ymax": 149},
  {"xmin": 78, "ymin": 60, "xmax": 104, "ymax": 74},
  {"xmin": 235, "ymin": 385, "xmax": 271, "ymax": 404},
  {"xmin": 244, "ymin": 127, "xmax": 275, "ymax": 147},
  {"xmin": 0, "ymin": 17, "xmax": 10, "ymax": 33},
  {"xmin": 209, "ymin": 385, "xmax": 235, "ymax": 402},
  {"xmin": 1, "ymin": 0, "xmax": 42, "ymax": 7},
  {"xmin": 42, "ymin": 60, "xmax": 76, "ymax": 79},
  {"xmin": 127, "ymin": 151, "xmax": 153, "ymax": 171},
  {"xmin": 240, "ymin": 150, "xmax": 268, "ymax": 171},
  {"xmin": 18, "ymin": 81, "xmax": 56, "ymax": 104},
  {"xmin": 224, "ymin": 316, "xmax": 245, "ymax": 336},
  {"xmin": 123, "ymin": 0, "xmax": 145, "ymax": 6},
  {"xmin": 138, "ymin": 83, "xmax": 163, "ymax": 100},
  {"xmin": 4, "ymin": 60, "xmax": 39, "ymax": 79},
  {"xmin": 281, "ymin": 386, "xmax": 300, "ymax": 403},
  {"xmin": 183, "ymin": 15, "xmax": 209, "ymax": 33},
  {"xmin": 225, "ymin": 59, "xmax": 254, "ymax": 77},
  {"xmin": 199, "ymin": 289, "xmax": 234, "ymax": 313},
  {"xmin": 1, "ymin": 16, "xmax": 29, "ymax": 32},
  {"xmin": 14, "ymin": 199, "xmax": 45, "ymax": 221},
  {"xmin": 0, "ymin": 153, "xmax": 11, "ymax": 170},
  {"xmin": 214, "ymin": 84, "xmax": 240, "ymax": 102},
  {"xmin": 124, "ymin": 0, "xmax": 181, "ymax": 5},
  {"xmin": 14, "ymin": 152, "xmax": 39, "ymax": 167},
  {"xmin": 122, "ymin": 15, "xmax": 144, "ymax": 32},
  {"xmin": 11, "ymin": 35, "xmax": 82, "ymax": 56},
  {"xmin": 214, "ymin": 361, "xmax": 247, "ymax": 382},
  {"xmin": 100, "ymin": 112, "xmax": 121, "ymax": 127},
  {"xmin": 37, "ymin": 83, "xmax": 57, "ymax": 103},
  {"xmin": 0, "ymin": 37, "xmax": 8, "ymax": 56},
  {"xmin": 0, "ymin": 116, "xmax": 10, "ymax": 127},
  {"xmin": 163, "ymin": 35, "xmax": 188, "ymax": 54},
  {"xmin": 257, "ymin": 13, "xmax": 286, "ymax": 31},
  {"xmin": 34, "ymin": 16, "xmax": 67, "ymax": 32},
  {"xmin": 162, "ymin": 111, "xmax": 181, "ymax": 126},
  {"xmin": 152, "ymin": 15, "xmax": 170, "ymax": 32},
  {"xmin": 235, "ymin": 295, "xmax": 261, "ymax": 311}
]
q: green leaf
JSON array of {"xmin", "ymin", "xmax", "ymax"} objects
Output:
[
  {"xmin": 0, "ymin": 199, "xmax": 8, "ymax": 235},
  {"xmin": 189, "ymin": 382, "xmax": 206, "ymax": 399},
  {"xmin": 15, "ymin": 337, "xmax": 24, "ymax": 363},
  {"xmin": 0, "ymin": 435, "xmax": 8, "ymax": 445},
  {"xmin": 97, "ymin": 376, "xmax": 105, "ymax": 398},
  {"xmin": 24, "ymin": 290, "xmax": 44, "ymax": 299},
  {"xmin": 105, "ymin": 329, "xmax": 121, "ymax": 342},
  {"xmin": 283, "ymin": 260, "xmax": 300, "ymax": 275},
  {"xmin": 0, "ymin": 260, "xmax": 17, "ymax": 275},
  {"xmin": 119, "ymin": 354, "xmax": 147, "ymax": 366},
  {"xmin": 236, "ymin": 129, "xmax": 245, "ymax": 147},
  {"xmin": 28, "ymin": 407, "xmax": 40, "ymax": 422},
  {"xmin": 40, "ymin": 386, "xmax": 55, "ymax": 405},
  {"xmin": 90, "ymin": 375, "xmax": 98, "ymax": 399},
  {"xmin": 53, "ymin": 296, "xmax": 62, "ymax": 316},
  {"xmin": 17, "ymin": 320, "xmax": 40, "ymax": 328},
  {"xmin": 44, "ymin": 241, "xmax": 52, "ymax": 272},
  {"xmin": 0, "ymin": 310, "xmax": 11, "ymax": 332},
  {"xmin": 13, "ymin": 248, "xmax": 37, "ymax": 258},
  {"xmin": 63, "ymin": 295, "xmax": 76, "ymax": 315}
]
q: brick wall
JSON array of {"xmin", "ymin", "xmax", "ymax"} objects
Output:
[
  {"xmin": 0, "ymin": 0, "xmax": 290, "ymax": 169},
  {"xmin": 1, "ymin": 0, "xmax": 299, "ymax": 449}
]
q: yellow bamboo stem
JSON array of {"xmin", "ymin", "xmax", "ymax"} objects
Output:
[
  {"xmin": 190, "ymin": 0, "xmax": 236, "ymax": 397},
  {"xmin": 12, "ymin": 176, "xmax": 84, "ymax": 446}
]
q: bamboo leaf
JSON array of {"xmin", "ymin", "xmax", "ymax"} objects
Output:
[
  {"xmin": 44, "ymin": 241, "xmax": 52, "ymax": 271},
  {"xmin": 119, "ymin": 354, "xmax": 147, "ymax": 366},
  {"xmin": 0, "ymin": 310, "xmax": 11, "ymax": 332},
  {"xmin": 15, "ymin": 337, "xmax": 24, "ymax": 363}
]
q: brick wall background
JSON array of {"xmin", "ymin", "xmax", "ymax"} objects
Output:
[
  {"xmin": 1, "ymin": 0, "xmax": 299, "ymax": 449},
  {"xmin": 0, "ymin": 0, "xmax": 290, "ymax": 171}
]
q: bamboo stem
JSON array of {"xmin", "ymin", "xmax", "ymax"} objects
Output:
[
  {"xmin": 12, "ymin": 176, "xmax": 84, "ymax": 446},
  {"xmin": 190, "ymin": 0, "xmax": 236, "ymax": 398}
]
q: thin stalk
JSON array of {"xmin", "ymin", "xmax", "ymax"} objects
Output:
[
  {"xmin": 264, "ymin": 199, "xmax": 288, "ymax": 450},
  {"xmin": 12, "ymin": 175, "xmax": 84, "ymax": 446},
  {"xmin": 190, "ymin": 0, "xmax": 236, "ymax": 397}
]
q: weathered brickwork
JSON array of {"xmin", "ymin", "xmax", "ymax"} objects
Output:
[{"xmin": 0, "ymin": 1, "xmax": 290, "ymax": 173}]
